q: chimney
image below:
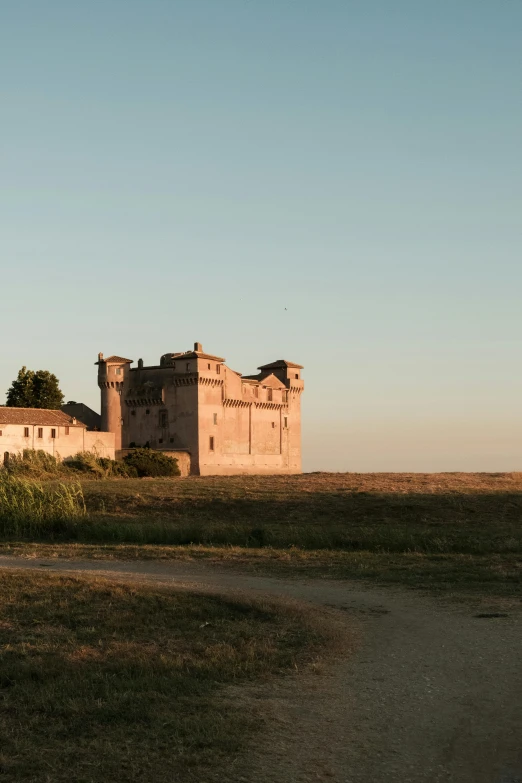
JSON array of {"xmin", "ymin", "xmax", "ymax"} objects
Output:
[
  {"xmin": 98, "ymin": 352, "xmax": 104, "ymax": 362},
  {"xmin": 194, "ymin": 342, "xmax": 203, "ymax": 352},
  {"xmin": 138, "ymin": 358, "xmax": 144, "ymax": 369}
]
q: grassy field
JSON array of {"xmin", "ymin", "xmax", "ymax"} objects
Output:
[
  {"xmin": 0, "ymin": 570, "xmax": 336, "ymax": 783},
  {"xmin": 1, "ymin": 472, "xmax": 521, "ymax": 596}
]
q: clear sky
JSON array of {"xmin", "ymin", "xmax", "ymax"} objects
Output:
[{"xmin": 1, "ymin": 1, "xmax": 520, "ymax": 472}]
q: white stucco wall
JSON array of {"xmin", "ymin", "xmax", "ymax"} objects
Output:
[{"xmin": 0, "ymin": 424, "xmax": 115, "ymax": 462}]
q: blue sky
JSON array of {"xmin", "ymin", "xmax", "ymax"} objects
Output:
[{"xmin": 1, "ymin": 1, "xmax": 520, "ymax": 471}]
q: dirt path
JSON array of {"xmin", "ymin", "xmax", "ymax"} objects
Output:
[{"xmin": 0, "ymin": 556, "xmax": 520, "ymax": 783}]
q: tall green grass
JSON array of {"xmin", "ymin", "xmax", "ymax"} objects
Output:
[{"xmin": 0, "ymin": 475, "xmax": 86, "ymax": 537}]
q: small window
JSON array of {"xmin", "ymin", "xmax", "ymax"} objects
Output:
[
  {"xmin": 131, "ymin": 410, "xmax": 136, "ymax": 416},
  {"xmin": 186, "ymin": 362, "xmax": 190, "ymax": 371},
  {"xmin": 295, "ymin": 373, "xmax": 299, "ymax": 379},
  {"xmin": 267, "ymin": 388, "xmax": 273, "ymax": 402},
  {"xmin": 209, "ymin": 436, "xmax": 215, "ymax": 451},
  {"xmin": 159, "ymin": 410, "xmax": 168, "ymax": 427},
  {"xmin": 38, "ymin": 428, "xmax": 43, "ymax": 439},
  {"xmin": 146, "ymin": 409, "xmax": 150, "ymax": 415},
  {"xmin": 208, "ymin": 363, "xmax": 211, "ymax": 370},
  {"xmin": 116, "ymin": 368, "xmax": 122, "ymax": 376},
  {"xmin": 65, "ymin": 426, "xmax": 69, "ymax": 435},
  {"xmin": 284, "ymin": 417, "xmax": 288, "ymax": 428},
  {"xmin": 216, "ymin": 364, "xmax": 221, "ymax": 375},
  {"xmin": 159, "ymin": 438, "xmax": 163, "ymax": 444},
  {"xmin": 271, "ymin": 421, "xmax": 275, "ymax": 429},
  {"xmin": 170, "ymin": 437, "xmax": 174, "ymax": 443},
  {"xmin": 254, "ymin": 386, "xmax": 259, "ymax": 398},
  {"xmin": 0, "ymin": 430, "xmax": 2, "ymax": 437},
  {"xmin": 213, "ymin": 413, "xmax": 218, "ymax": 425},
  {"xmin": 51, "ymin": 429, "xmax": 56, "ymax": 439},
  {"xmin": 283, "ymin": 391, "xmax": 288, "ymax": 403},
  {"xmin": 24, "ymin": 427, "xmax": 30, "ymax": 438}
]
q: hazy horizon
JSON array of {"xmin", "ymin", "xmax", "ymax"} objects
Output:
[{"xmin": 2, "ymin": 1, "xmax": 520, "ymax": 472}]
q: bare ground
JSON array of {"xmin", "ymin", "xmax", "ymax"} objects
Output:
[{"xmin": 0, "ymin": 556, "xmax": 520, "ymax": 783}]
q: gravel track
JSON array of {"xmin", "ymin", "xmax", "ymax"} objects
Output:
[{"xmin": 0, "ymin": 556, "xmax": 520, "ymax": 783}]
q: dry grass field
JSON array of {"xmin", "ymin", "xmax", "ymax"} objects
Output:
[
  {"xmin": 0, "ymin": 570, "xmax": 335, "ymax": 783},
  {"xmin": 0, "ymin": 474, "xmax": 520, "ymax": 781},
  {"xmin": 1, "ymin": 472, "xmax": 521, "ymax": 596}
]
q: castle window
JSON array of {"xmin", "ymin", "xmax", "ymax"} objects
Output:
[
  {"xmin": 284, "ymin": 417, "xmax": 288, "ymax": 428},
  {"xmin": 209, "ymin": 436, "xmax": 215, "ymax": 451},
  {"xmin": 186, "ymin": 362, "xmax": 190, "ymax": 371},
  {"xmin": 65, "ymin": 426, "xmax": 69, "ymax": 435},
  {"xmin": 146, "ymin": 409, "xmax": 150, "ymax": 415},
  {"xmin": 24, "ymin": 427, "xmax": 29, "ymax": 438},
  {"xmin": 170, "ymin": 437, "xmax": 174, "ymax": 443},
  {"xmin": 267, "ymin": 388, "xmax": 273, "ymax": 402},
  {"xmin": 131, "ymin": 410, "xmax": 136, "ymax": 416},
  {"xmin": 213, "ymin": 413, "xmax": 218, "ymax": 425},
  {"xmin": 159, "ymin": 410, "xmax": 168, "ymax": 427},
  {"xmin": 159, "ymin": 438, "xmax": 163, "ymax": 444},
  {"xmin": 38, "ymin": 428, "xmax": 43, "ymax": 438},
  {"xmin": 208, "ymin": 363, "xmax": 211, "ymax": 370},
  {"xmin": 116, "ymin": 368, "xmax": 122, "ymax": 376},
  {"xmin": 272, "ymin": 422, "xmax": 275, "ymax": 429},
  {"xmin": 0, "ymin": 431, "xmax": 2, "ymax": 437},
  {"xmin": 51, "ymin": 429, "xmax": 56, "ymax": 439},
  {"xmin": 295, "ymin": 374, "xmax": 299, "ymax": 379},
  {"xmin": 216, "ymin": 364, "xmax": 221, "ymax": 375},
  {"xmin": 254, "ymin": 386, "xmax": 259, "ymax": 398},
  {"xmin": 283, "ymin": 391, "xmax": 288, "ymax": 403}
]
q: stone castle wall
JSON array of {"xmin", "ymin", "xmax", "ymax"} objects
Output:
[{"xmin": 98, "ymin": 345, "xmax": 303, "ymax": 476}]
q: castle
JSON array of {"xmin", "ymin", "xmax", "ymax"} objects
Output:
[{"xmin": 97, "ymin": 343, "xmax": 304, "ymax": 476}]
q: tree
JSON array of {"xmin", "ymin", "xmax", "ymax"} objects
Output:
[
  {"xmin": 6, "ymin": 367, "xmax": 35, "ymax": 407},
  {"xmin": 6, "ymin": 367, "xmax": 65, "ymax": 409}
]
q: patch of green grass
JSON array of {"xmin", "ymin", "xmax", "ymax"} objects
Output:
[
  {"xmin": 78, "ymin": 473, "xmax": 522, "ymax": 555},
  {"xmin": 0, "ymin": 475, "xmax": 85, "ymax": 537},
  {"xmin": 0, "ymin": 571, "xmax": 336, "ymax": 783},
  {"xmin": 1, "ymin": 473, "xmax": 521, "ymax": 597},
  {"xmin": 3, "ymin": 472, "xmax": 522, "ymax": 553}
]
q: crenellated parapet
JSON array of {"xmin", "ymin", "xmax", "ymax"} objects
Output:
[
  {"xmin": 99, "ymin": 381, "xmax": 124, "ymax": 392},
  {"xmin": 223, "ymin": 398, "xmax": 251, "ymax": 408}
]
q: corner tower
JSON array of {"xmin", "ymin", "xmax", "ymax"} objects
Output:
[
  {"xmin": 257, "ymin": 359, "xmax": 304, "ymax": 472},
  {"xmin": 96, "ymin": 353, "xmax": 133, "ymax": 451}
]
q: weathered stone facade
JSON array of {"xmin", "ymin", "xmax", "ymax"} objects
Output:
[{"xmin": 97, "ymin": 343, "xmax": 304, "ymax": 475}]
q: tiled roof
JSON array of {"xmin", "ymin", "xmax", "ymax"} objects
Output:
[
  {"xmin": 257, "ymin": 359, "xmax": 304, "ymax": 370},
  {"xmin": 173, "ymin": 350, "xmax": 226, "ymax": 362},
  {"xmin": 242, "ymin": 373, "xmax": 285, "ymax": 388},
  {"xmin": 0, "ymin": 408, "xmax": 86, "ymax": 427},
  {"xmin": 101, "ymin": 356, "xmax": 133, "ymax": 364}
]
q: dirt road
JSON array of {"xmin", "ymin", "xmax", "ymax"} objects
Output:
[{"xmin": 0, "ymin": 556, "xmax": 520, "ymax": 783}]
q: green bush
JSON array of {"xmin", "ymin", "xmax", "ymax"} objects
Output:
[
  {"xmin": 0, "ymin": 474, "xmax": 86, "ymax": 537},
  {"xmin": 65, "ymin": 452, "xmax": 138, "ymax": 479},
  {"xmin": 5, "ymin": 449, "xmax": 64, "ymax": 478},
  {"xmin": 123, "ymin": 448, "xmax": 180, "ymax": 478}
]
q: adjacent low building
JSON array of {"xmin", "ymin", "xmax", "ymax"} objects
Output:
[
  {"xmin": 0, "ymin": 408, "xmax": 115, "ymax": 464},
  {"xmin": 61, "ymin": 401, "xmax": 102, "ymax": 431}
]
